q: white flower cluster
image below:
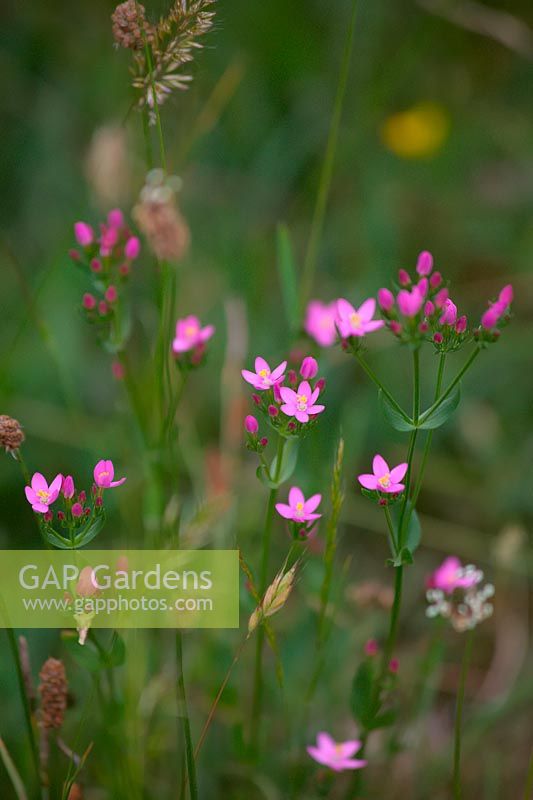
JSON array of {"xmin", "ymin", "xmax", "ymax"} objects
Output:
[{"xmin": 426, "ymin": 566, "xmax": 494, "ymax": 632}]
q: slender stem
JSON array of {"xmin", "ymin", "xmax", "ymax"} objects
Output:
[
  {"xmin": 143, "ymin": 39, "xmax": 167, "ymax": 172},
  {"xmin": 397, "ymin": 349, "xmax": 421, "ymax": 548},
  {"xmin": 412, "ymin": 353, "xmax": 446, "ymax": 505},
  {"xmin": 419, "ymin": 348, "xmax": 479, "ymax": 426},
  {"xmin": 453, "ymin": 630, "xmax": 474, "ymax": 799},
  {"xmin": 250, "ymin": 436, "xmax": 286, "ymax": 754},
  {"xmin": 300, "ymin": 0, "xmax": 359, "ymax": 309},
  {"xmin": 384, "ymin": 504, "xmax": 397, "ymax": 557},
  {"xmin": 354, "ymin": 351, "xmax": 412, "ymax": 424},
  {"xmin": 6, "ymin": 629, "xmax": 41, "ymax": 797},
  {"xmin": 176, "ymin": 632, "xmax": 198, "ymax": 800}
]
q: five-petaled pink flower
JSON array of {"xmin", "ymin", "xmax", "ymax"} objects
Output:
[
  {"xmin": 427, "ymin": 556, "xmax": 480, "ymax": 594},
  {"xmin": 279, "ymin": 381, "xmax": 325, "ymax": 423},
  {"xmin": 358, "ymin": 455, "xmax": 408, "ymax": 494},
  {"xmin": 172, "ymin": 316, "xmax": 215, "ymax": 354},
  {"xmin": 25, "ymin": 473, "xmax": 63, "ymax": 514},
  {"xmin": 307, "ymin": 733, "xmax": 367, "ymax": 772},
  {"xmin": 242, "ymin": 357, "xmax": 287, "ymax": 391},
  {"xmin": 93, "ymin": 460, "xmax": 126, "ymax": 489},
  {"xmin": 304, "ymin": 300, "xmax": 338, "ymax": 347},
  {"xmin": 336, "ymin": 298, "xmax": 384, "ymax": 338},
  {"xmin": 276, "ymin": 487, "xmax": 322, "ymax": 522}
]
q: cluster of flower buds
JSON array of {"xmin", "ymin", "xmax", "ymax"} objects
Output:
[
  {"xmin": 275, "ymin": 486, "xmax": 322, "ymax": 540},
  {"xmin": 425, "ymin": 556, "xmax": 494, "ymax": 632},
  {"xmin": 70, "ymin": 208, "xmax": 141, "ymax": 351},
  {"xmin": 474, "ymin": 284, "xmax": 513, "ymax": 345},
  {"xmin": 244, "ymin": 414, "xmax": 268, "ymax": 454},
  {"xmin": 172, "ymin": 314, "xmax": 215, "ymax": 370},
  {"xmin": 24, "ymin": 460, "xmax": 125, "ymax": 549},
  {"xmin": 376, "ymin": 251, "xmax": 467, "ymax": 352},
  {"xmin": 242, "ymin": 355, "xmax": 325, "ymax": 438}
]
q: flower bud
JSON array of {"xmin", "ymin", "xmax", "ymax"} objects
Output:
[
  {"xmin": 429, "ymin": 271, "xmax": 442, "ymax": 288},
  {"xmin": 433, "ymin": 332, "xmax": 443, "ymax": 344},
  {"xmin": 434, "ymin": 288, "xmax": 449, "ymax": 308},
  {"xmin": 417, "ymin": 278, "xmax": 428, "ymax": 297},
  {"xmin": 364, "ymin": 638, "xmax": 379, "ymax": 656},
  {"xmin": 105, "ymin": 285, "xmax": 118, "ymax": 303},
  {"xmin": 69, "ymin": 249, "xmax": 80, "ymax": 261},
  {"xmin": 299, "ymin": 356, "xmax": 318, "ymax": 380},
  {"xmin": 389, "ymin": 658, "xmax": 399, "ymax": 674},
  {"xmin": 107, "ymin": 208, "xmax": 124, "ymax": 228},
  {"xmin": 252, "ymin": 394, "xmax": 261, "ymax": 406},
  {"xmin": 82, "ymin": 293, "xmax": 96, "ymax": 311},
  {"xmin": 315, "ymin": 378, "xmax": 326, "ymax": 393},
  {"xmin": 390, "ymin": 320, "xmax": 402, "ymax": 335},
  {"xmin": 439, "ymin": 299, "xmax": 457, "ymax": 326},
  {"xmin": 416, "ymin": 250, "xmax": 433, "ymax": 276},
  {"xmin": 424, "ymin": 300, "xmax": 435, "ymax": 317},
  {"xmin": 398, "ymin": 269, "xmax": 410, "ymax": 286},
  {"xmin": 62, "ymin": 475, "xmax": 75, "ymax": 500},
  {"xmin": 244, "ymin": 415, "xmax": 259, "ymax": 434},
  {"xmin": 90, "ymin": 258, "xmax": 102, "ymax": 273},
  {"xmin": 74, "ymin": 222, "xmax": 94, "ymax": 247},
  {"xmin": 98, "ymin": 301, "xmax": 109, "ymax": 316},
  {"xmin": 499, "ymin": 284, "xmax": 513, "ymax": 306},
  {"xmin": 287, "ymin": 369, "xmax": 297, "ymax": 385},
  {"xmin": 124, "ymin": 236, "xmax": 141, "ymax": 260},
  {"xmin": 72, "ymin": 503, "xmax": 83, "ymax": 518},
  {"xmin": 378, "ymin": 288, "xmax": 394, "ymax": 312},
  {"xmin": 455, "ymin": 315, "xmax": 467, "ymax": 334},
  {"xmin": 268, "ymin": 405, "xmax": 279, "ymax": 417},
  {"xmin": 260, "ymin": 437, "xmax": 268, "ymax": 447}
]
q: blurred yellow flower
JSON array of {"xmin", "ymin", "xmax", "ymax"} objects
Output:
[{"xmin": 380, "ymin": 103, "xmax": 449, "ymax": 159}]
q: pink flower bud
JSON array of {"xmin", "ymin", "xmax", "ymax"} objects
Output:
[
  {"xmin": 424, "ymin": 301, "xmax": 435, "ymax": 317},
  {"xmin": 498, "ymin": 284, "xmax": 513, "ymax": 306},
  {"xmin": 364, "ymin": 639, "xmax": 379, "ymax": 657},
  {"xmin": 71, "ymin": 502, "xmax": 83, "ymax": 518},
  {"xmin": 288, "ymin": 369, "xmax": 298, "ymax": 385},
  {"xmin": 119, "ymin": 263, "xmax": 130, "ymax": 277},
  {"xmin": 273, "ymin": 382, "xmax": 282, "ymax": 403},
  {"xmin": 74, "ymin": 222, "xmax": 94, "ymax": 247},
  {"xmin": 44, "ymin": 511, "xmax": 53, "ymax": 522},
  {"xmin": 390, "ymin": 320, "xmax": 402, "ymax": 335},
  {"xmin": 429, "ymin": 271, "xmax": 442, "ymax": 288},
  {"xmin": 124, "ymin": 236, "xmax": 141, "ymax": 260},
  {"xmin": 300, "ymin": 356, "xmax": 318, "ymax": 379},
  {"xmin": 245, "ymin": 415, "xmax": 259, "ymax": 434},
  {"xmin": 268, "ymin": 405, "xmax": 279, "ymax": 417},
  {"xmin": 69, "ymin": 249, "xmax": 80, "ymax": 261},
  {"xmin": 287, "ymin": 422, "xmax": 296, "ymax": 431},
  {"xmin": 95, "ymin": 496, "xmax": 103, "ymax": 507},
  {"xmin": 434, "ymin": 288, "xmax": 449, "ymax": 308},
  {"xmin": 90, "ymin": 258, "xmax": 102, "ymax": 273},
  {"xmin": 315, "ymin": 378, "xmax": 326, "ymax": 393},
  {"xmin": 417, "ymin": 278, "xmax": 428, "ymax": 297},
  {"xmin": 98, "ymin": 301, "xmax": 109, "ymax": 316},
  {"xmin": 416, "ymin": 250, "xmax": 433, "ymax": 276},
  {"xmin": 481, "ymin": 305, "xmax": 501, "ymax": 330},
  {"xmin": 107, "ymin": 208, "xmax": 124, "ymax": 229},
  {"xmin": 439, "ymin": 299, "xmax": 457, "ymax": 326},
  {"xmin": 433, "ymin": 332, "xmax": 443, "ymax": 344},
  {"xmin": 398, "ymin": 269, "xmax": 411, "ymax": 286},
  {"xmin": 78, "ymin": 491, "xmax": 87, "ymax": 503},
  {"xmin": 252, "ymin": 394, "xmax": 261, "ymax": 406},
  {"xmin": 62, "ymin": 475, "xmax": 75, "ymax": 500},
  {"xmin": 82, "ymin": 293, "xmax": 96, "ymax": 311},
  {"xmin": 105, "ymin": 285, "xmax": 118, "ymax": 303},
  {"xmin": 378, "ymin": 288, "xmax": 395, "ymax": 312},
  {"xmin": 112, "ymin": 361, "xmax": 125, "ymax": 380},
  {"xmin": 389, "ymin": 658, "xmax": 400, "ymax": 674},
  {"xmin": 260, "ymin": 437, "xmax": 268, "ymax": 447},
  {"xmin": 418, "ymin": 321, "xmax": 429, "ymax": 333},
  {"xmin": 57, "ymin": 511, "xmax": 65, "ymax": 521},
  {"xmin": 455, "ymin": 315, "xmax": 467, "ymax": 334}
]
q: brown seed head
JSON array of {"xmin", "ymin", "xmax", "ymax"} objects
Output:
[
  {"xmin": 111, "ymin": 0, "xmax": 155, "ymax": 50},
  {"xmin": 39, "ymin": 658, "xmax": 67, "ymax": 730},
  {"xmin": 68, "ymin": 784, "xmax": 83, "ymax": 800},
  {"xmin": 0, "ymin": 415, "xmax": 25, "ymax": 453}
]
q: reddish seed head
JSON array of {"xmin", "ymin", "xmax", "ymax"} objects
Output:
[
  {"xmin": 84, "ymin": 507, "xmax": 91, "ymax": 516},
  {"xmin": 398, "ymin": 269, "xmax": 411, "ymax": 287},
  {"xmin": 105, "ymin": 285, "xmax": 118, "ymax": 303},
  {"xmin": 268, "ymin": 405, "xmax": 279, "ymax": 417},
  {"xmin": 430, "ymin": 271, "xmax": 442, "ymax": 289},
  {"xmin": 82, "ymin": 293, "xmax": 96, "ymax": 311},
  {"xmin": 90, "ymin": 258, "xmax": 102, "ymax": 273},
  {"xmin": 244, "ymin": 414, "xmax": 259, "ymax": 434},
  {"xmin": 433, "ymin": 332, "xmax": 443, "ymax": 344}
]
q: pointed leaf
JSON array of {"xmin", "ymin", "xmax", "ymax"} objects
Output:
[
  {"xmin": 418, "ymin": 384, "xmax": 461, "ymax": 430},
  {"xmin": 270, "ymin": 439, "xmax": 299, "ymax": 487},
  {"xmin": 378, "ymin": 390, "xmax": 415, "ymax": 432}
]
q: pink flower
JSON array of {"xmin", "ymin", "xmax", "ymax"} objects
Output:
[
  {"xmin": 364, "ymin": 638, "xmax": 379, "ymax": 656},
  {"xmin": 481, "ymin": 285, "xmax": 513, "ymax": 330},
  {"xmin": 300, "ymin": 356, "xmax": 318, "ymax": 380},
  {"xmin": 172, "ymin": 316, "xmax": 215, "ymax": 354},
  {"xmin": 25, "ymin": 473, "xmax": 63, "ymax": 514},
  {"xmin": 378, "ymin": 288, "xmax": 395, "ymax": 312},
  {"xmin": 416, "ymin": 250, "xmax": 433, "ymax": 276},
  {"xmin": 244, "ymin": 415, "xmax": 258, "ymax": 434},
  {"xmin": 99, "ymin": 225, "xmax": 119, "ymax": 256},
  {"xmin": 439, "ymin": 298, "xmax": 457, "ymax": 326},
  {"xmin": 74, "ymin": 222, "xmax": 94, "ymax": 247},
  {"xmin": 279, "ymin": 381, "xmax": 325, "ymax": 423},
  {"xmin": 389, "ymin": 658, "xmax": 400, "ymax": 674},
  {"xmin": 105, "ymin": 285, "xmax": 118, "ymax": 303},
  {"xmin": 397, "ymin": 287, "xmax": 424, "ymax": 317},
  {"xmin": 424, "ymin": 301, "xmax": 435, "ymax": 317},
  {"xmin": 107, "ymin": 208, "xmax": 124, "ymax": 228},
  {"xmin": 62, "ymin": 475, "xmax": 75, "ymax": 500},
  {"xmin": 427, "ymin": 556, "xmax": 480, "ymax": 594},
  {"xmin": 417, "ymin": 278, "xmax": 429, "ymax": 297},
  {"xmin": 398, "ymin": 269, "xmax": 411, "ymax": 286},
  {"xmin": 498, "ymin": 284, "xmax": 513, "ymax": 306},
  {"xmin": 358, "ymin": 455, "xmax": 408, "ymax": 494},
  {"xmin": 82, "ymin": 293, "xmax": 96, "ymax": 311},
  {"xmin": 124, "ymin": 236, "xmax": 141, "ymax": 260},
  {"xmin": 276, "ymin": 487, "xmax": 322, "ymax": 522},
  {"xmin": 304, "ymin": 300, "xmax": 338, "ymax": 347},
  {"xmin": 71, "ymin": 502, "xmax": 83, "ymax": 518},
  {"xmin": 434, "ymin": 288, "xmax": 449, "ymax": 308},
  {"xmin": 242, "ymin": 357, "xmax": 287, "ymax": 391},
  {"xmin": 93, "ymin": 460, "xmax": 126, "ymax": 489},
  {"xmin": 456, "ymin": 315, "xmax": 467, "ymax": 334},
  {"xmin": 307, "ymin": 733, "xmax": 367, "ymax": 772},
  {"xmin": 336, "ymin": 298, "xmax": 384, "ymax": 338},
  {"xmin": 430, "ymin": 271, "xmax": 442, "ymax": 288}
]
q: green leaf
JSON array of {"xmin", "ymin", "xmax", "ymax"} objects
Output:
[
  {"xmin": 405, "ymin": 507, "xmax": 421, "ymax": 555},
  {"xmin": 74, "ymin": 514, "xmax": 106, "ymax": 548},
  {"xmin": 43, "ymin": 528, "xmax": 76, "ymax": 550},
  {"xmin": 368, "ymin": 709, "xmax": 397, "ymax": 730},
  {"xmin": 276, "ymin": 224, "xmax": 300, "ymax": 333},
  {"xmin": 256, "ymin": 464, "xmax": 277, "ymax": 490},
  {"xmin": 378, "ymin": 391, "xmax": 415, "ymax": 432},
  {"xmin": 418, "ymin": 384, "xmax": 461, "ymax": 430},
  {"xmin": 62, "ymin": 633, "xmax": 104, "ymax": 672},
  {"xmin": 107, "ymin": 633, "xmax": 126, "ymax": 667},
  {"xmin": 270, "ymin": 439, "xmax": 299, "ymax": 487},
  {"xmin": 350, "ymin": 661, "xmax": 379, "ymax": 728}
]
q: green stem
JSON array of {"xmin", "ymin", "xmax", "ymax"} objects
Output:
[
  {"xmin": 354, "ymin": 351, "xmax": 412, "ymax": 424},
  {"xmin": 176, "ymin": 632, "xmax": 198, "ymax": 800},
  {"xmin": 6, "ymin": 629, "xmax": 41, "ymax": 798},
  {"xmin": 397, "ymin": 348, "xmax": 420, "ymax": 548},
  {"xmin": 453, "ymin": 630, "xmax": 474, "ymax": 799},
  {"xmin": 384, "ymin": 504, "xmax": 397, "ymax": 557},
  {"xmin": 412, "ymin": 353, "xmax": 446, "ymax": 505},
  {"xmin": 143, "ymin": 39, "xmax": 167, "ymax": 172},
  {"xmin": 419, "ymin": 348, "xmax": 479, "ymax": 426},
  {"xmin": 250, "ymin": 436, "xmax": 286, "ymax": 754},
  {"xmin": 300, "ymin": 0, "xmax": 359, "ymax": 308}
]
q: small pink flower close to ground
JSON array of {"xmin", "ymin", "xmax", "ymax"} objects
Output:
[
  {"xmin": 242, "ymin": 357, "xmax": 287, "ymax": 391},
  {"xmin": 358, "ymin": 455, "xmax": 408, "ymax": 494},
  {"xmin": 25, "ymin": 473, "xmax": 63, "ymax": 514},
  {"xmin": 279, "ymin": 381, "xmax": 325, "ymax": 423},
  {"xmin": 304, "ymin": 300, "xmax": 337, "ymax": 347},
  {"xmin": 336, "ymin": 298, "xmax": 384, "ymax": 338},
  {"xmin": 427, "ymin": 556, "xmax": 480, "ymax": 594},
  {"xmin": 93, "ymin": 460, "xmax": 126, "ymax": 489},
  {"xmin": 307, "ymin": 733, "xmax": 367, "ymax": 772},
  {"xmin": 172, "ymin": 316, "xmax": 215, "ymax": 354},
  {"xmin": 276, "ymin": 487, "xmax": 322, "ymax": 523}
]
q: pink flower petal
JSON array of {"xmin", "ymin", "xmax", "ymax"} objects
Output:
[
  {"xmin": 254, "ymin": 356, "xmax": 270, "ymax": 374},
  {"xmin": 242, "ymin": 369, "xmax": 261, "ymax": 387},
  {"xmin": 295, "ymin": 411, "xmax": 310, "ymax": 423},
  {"xmin": 279, "ymin": 386, "xmax": 296, "ymax": 403},
  {"xmin": 280, "ymin": 403, "xmax": 295, "ymax": 416},
  {"xmin": 357, "ymin": 298, "xmax": 376, "ymax": 322},
  {"xmin": 25, "ymin": 486, "xmax": 38, "ymax": 505},
  {"xmin": 303, "ymin": 494, "xmax": 322, "ymax": 513},
  {"xmin": 270, "ymin": 361, "xmax": 287, "ymax": 381},
  {"xmin": 358, "ymin": 474, "xmax": 378, "ymax": 490},
  {"xmin": 275, "ymin": 503, "xmax": 294, "ymax": 519},
  {"xmin": 307, "ymin": 404, "xmax": 325, "ymax": 415},
  {"xmin": 200, "ymin": 325, "xmax": 215, "ymax": 343},
  {"xmin": 372, "ymin": 455, "xmax": 389, "ymax": 477},
  {"xmin": 288, "ymin": 487, "xmax": 305, "ymax": 507},
  {"xmin": 389, "ymin": 463, "xmax": 408, "ymax": 483},
  {"xmin": 31, "ymin": 473, "xmax": 48, "ymax": 493}
]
